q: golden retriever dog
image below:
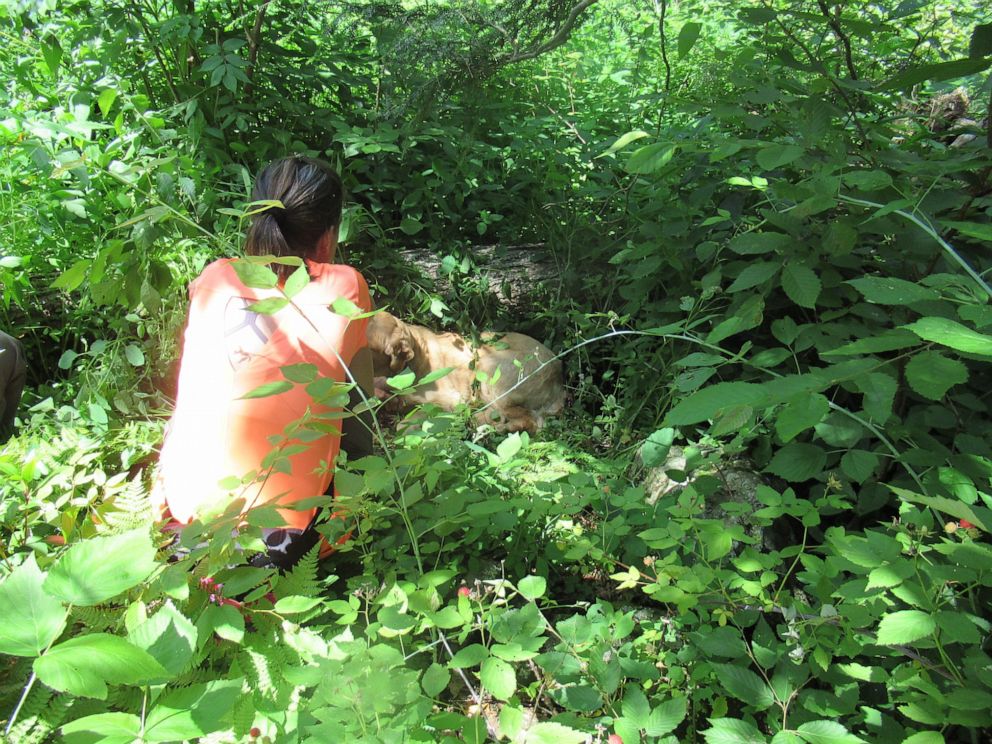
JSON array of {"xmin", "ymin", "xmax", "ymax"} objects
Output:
[{"xmin": 367, "ymin": 311, "xmax": 565, "ymax": 433}]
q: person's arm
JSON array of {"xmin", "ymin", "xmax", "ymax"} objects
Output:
[{"xmin": 339, "ymin": 345, "xmax": 375, "ymax": 462}]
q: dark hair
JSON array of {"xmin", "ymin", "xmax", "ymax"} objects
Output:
[{"xmin": 244, "ymin": 156, "xmax": 343, "ymax": 279}]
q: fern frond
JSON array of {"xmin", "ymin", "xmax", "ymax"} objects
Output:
[
  {"xmin": 277, "ymin": 543, "xmax": 321, "ymax": 598},
  {"xmin": 101, "ymin": 476, "xmax": 153, "ymax": 532},
  {"xmin": 4, "ymin": 684, "xmax": 52, "ymax": 744}
]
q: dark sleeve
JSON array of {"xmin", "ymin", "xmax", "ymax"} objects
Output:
[{"xmin": 339, "ymin": 384, "xmax": 374, "ymax": 463}]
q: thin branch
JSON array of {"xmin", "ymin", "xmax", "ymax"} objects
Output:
[
  {"xmin": 244, "ymin": 0, "xmax": 270, "ymax": 98},
  {"xmin": 495, "ymin": 0, "xmax": 599, "ymax": 65},
  {"xmin": 653, "ymin": 0, "xmax": 671, "ymax": 93},
  {"xmin": 816, "ymin": 0, "xmax": 858, "ymax": 80}
]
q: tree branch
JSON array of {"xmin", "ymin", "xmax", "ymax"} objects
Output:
[
  {"xmin": 244, "ymin": 1, "xmax": 270, "ymax": 98},
  {"xmin": 816, "ymin": 0, "xmax": 858, "ymax": 80},
  {"xmin": 495, "ymin": 0, "xmax": 599, "ymax": 66}
]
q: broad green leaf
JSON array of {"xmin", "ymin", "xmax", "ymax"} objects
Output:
[
  {"xmin": 626, "ymin": 143, "xmax": 676, "ymax": 174},
  {"xmin": 756, "ymin": 144, "xmax": 803, "ymax": 171},
  {"xmin": 274, "ymin": 595, "xmax": 324, "ymax": 614},
  {"xmin": 678, "ymin": 22, "xmax": 702, "ymax": 57},
  {"xmin": 776, "ymin": 394, "xmax": 829, "ymax": 443},
  {"xmin": 448, "ymin": 643, "xmax": 488, "ymax": 668},
  {"xmin": 942, "ymin": 221, "xmax": 992, "ymax": 242},
  {"xmin": 597, "ymin": 129, "xmax": 649, "ymax": 158},
  {"xmin": 41, "ymin": 36, "xmax": 62, "ymax": 77},
  {"xmin": 97, "ymin": 88, "xmax": 118, "ymax": 118},
  {"xmin": 422, "ymin": 663, "xmax": 450, "ymax": 698},
  {"xmin": 882, "ymin": 57, "xmax": 992, "ymax": 89},
  {"xmin": 876, "ymin": 610, "xmax": 936, "ymax": 645},
  {"xmin": 387, "ymin": 370, "xmax": 416, "ymax": 389},
  {"xmin": 702, "ymin": 717, "xmax": 768, "ymax": 743},
  {"xmin": 331, "ymin": 296, "xmax": 365, "ymax": 317},
  {"xmin": 666, "ymin": 382, "xmax": 768, "ymax": 425},
  {"xmin": 282, "ymin": 263, "xmax": 310, "ymax": 299},
  {"xmin": 44, "ymin": 529, "xmax": 157, "ymax": 606},
  {"xmin": 727, "ymin": 261, "xmax": 781, "ymax": 292},
  {"xmin": 904, "ymin": 351, "xmax": 968, "ymax": 400},
  {"xmin": 399, "ymin": 217, "xmax": 424, "ymax": 235},
  {"xmin": 551, "ymin": 683, "xmax": 602, "ymax": 712},
  {"xmin": 822, "ymin": 330, "xmax": 920, "ymax": 356},
  {"xmin": 866, "ymin": 561, "xmax": 914, "ymax": 590},
  {"xmin": 904, "ymin": 317, "xmax": 992, "ymax": 356},
  {"xmin": 857, "ymin": 373, "xmax": 898, "ymax": 423},
  {"xmin": 935, "ymin": 610, "xmax": 981, "ymax": 644},
  {"xmin": 889, "ymin": 487, "xmax": 988, "ymax": 531},
  {"xmin": 642, "ymin": 427, "xmax": 676, "ymax": 467},
  {"xmin": 124, "ymin": 344, "xmax": 145, "ymax": 366},
  {"xmin": 0, "ymin": 554, "xmax": 67, "ymax": 657},
  {"xmin": 842, "ymin": 170, "xmax": 893, "ymax": 191},
  {"xmin": 729, "ymin": 231, "xmax": 791, "ymax": 255},
  {"xmin": 281, "ymin": 362, "xmax": 317, "ymax": 383},
  {"xmin": 526, "ymin": 722, "xmax": 588, "ymax": 744},
  {"xmin": 247, "ymin": 297, "xmax": 289, "ymax": 314},
  {"xmin": 623, "ymin": 687, "xmax": 650, "ymax": 727},
  {"xmin": 200, "ymin": 603, "xmax": 245, "ymax": 644},
  {"xmin": 795, "ymin": 720, "xmax": 863, "ymax": 743},
  {"xmin": 143, "ymin": 678, "xmax": 243, "ymax": 743},
  {"xmin": 647, "ymin": 696, "xmax": 688, "ymax": 736},
  {"xmin": 128, "ymin": 601, "xmax": 196, "ymax": 679},
  {"xmin": 847, "ymin": 277, "xmax": 939, "ymax": 305},
  {"xmin": 781, "ymin": 264, "xmax": 821, "ymax": 308},
  {"xmin": 901, "ymin": 733, "xmax": 944, "ymax": 744},
  {"xmin": 517, "ymin": 575, "xmax": 546, "ymax": 601},
  {"xmin": 51, "ymin": 259, "xmax": 91, "ymax": 292},
  {"xmin": 238, "ymin": 380, "xmax": 293, "ymax": 399},
  {"xmin": 480, "ymin": 656, "xmax": 515, "ymax": 700},
  {"xmin": 230, "ymin": 260, "xmax": 278, "ymax": 289},
  {"xmin": 840, "ymin": 450, "xmax": 879, "ymax": 483},
  {"xmin": 971, "ymin": 23, "xmax": 992, "ymax": 58},
  {"xmin": 62, "ymin": 712, "xmax": 141, "ymax": 742},
  {"xmin": 766, "ymin": 443, "xmax": 827, "ymax": 481},
  {"xmin": 712, "ymin": 663, "xmax": 776, "ymax": 710},
  {"xmin": 418, "ymin": 366, "xmax": 455, "ymax": 385},
  {"xmin": 497, "ymin": 432, "xmax": 524, "ymax": 461},
  {"xmin": 34, "ymin": 633, "xmax": 168, "ymax": 699}
]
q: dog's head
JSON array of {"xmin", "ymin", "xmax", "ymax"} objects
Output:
[{"xmin": 367, "ymin": 311, "xmax": 415, "ymax": 375}]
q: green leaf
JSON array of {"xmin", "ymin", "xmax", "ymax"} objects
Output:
[
  {"xmin": 822, "ymin": 330, "xmax": 921, "ymax": 356},
  {"xmin": 840, "ymin": 450, "xmax": 879, "ymax": 483},
  {"xmin": 518, "ymin": 575, "xmax": 547, "ymax": 601},
  {"xmin": 882, "ymin": 57, "xmax": 992, "ymax": 89},
  {"xmin": 597, "ymin": 129, "xmax": 649, "ymax": 158},
  {"xmin": 51, "ymin": 259, "xmax": 91, "ymax": 292},
  {"xmin": 842, "ymin": 170, "xmax": 893, "ymax": 191},
  {"xmin": 901, "ymin": 733, "xmax": 945, "ymax": 744},
  {"xmin": 905, "ymin": 351, "xmax": 969, "ymax": 400},
  {"xmin": 422, "ymin": 662, "xmax": 450, "ymax": 697},
  {"xmin": 876, "ymin": 610, "xmax": 936, "ymax": 645},
  {"xmin": 857, "ymin": 373, "xmax": 898, "ymax": 422},
  {"xmin": 702, "ymin": 717, "xmax": 768, "ymax": 743},
  {"xmin": 34, "ymin": 633, "xmax": 168, "ymax": 699},
  {"xmin": 647, "ymin": 696, "xmax": 688, "ymax": 736},
  {"xmin": 386, "ymin": 370, "xmax": 416, "ymax": 389},
  {"xmin": 399, "ymin": 217, "xmax": 424, "ymax": 235},
  {"xmin": 143, "ymin": 678, "xmax": 242, "ymax": 743},
  {"xmin": 847, "ymin": 277, "xmax": 939, "ymax": 305},
  {"xmin": 124, "ymin": 344, "xmax": 145, "ymax": 367},
  {"xmin": 889, "ymin": 487, "xmax": 988, "ymax": 531},
  {"xmin": 44, "ymin": 529, "xmax": 157, "ymax": 606},
  {"xmin": 274, "ymin": 595, "xmax": 324, "ymax": 614},
  {"xmin": 781, "ymin": 264, "xmax": 821, "ymax": 308},
  {"xmin": 941, "ymin": 220, "xmax": 992, "ymax": 242},
  {"xmin": 727, "ymin": 261, "xmax": 781, "ymax": 292},
  {"xmin": 246, "ymin": 297, "xmax": 289, "ymax": 314},
  {"xmin": 766, "ymin": 442, "xmax": 827, "ymax": 481},
  {"xmin": 756, "ymin": 144, "xmax": 804, "ymax": 171},
  {"xmin": 776, "ymin": 394, "xmax": 829, "ymax": 443},
  {"xmin": 666, "ymin": 382, "xmax": 768, "ymax": 425},
  {"xmin": 283, "ymin": 263, "xmax": 310, "ymax": 299},
  {"xmin": 200, "ymin": 603, "xmax": 245, "ymax": 644},
  {"xmin": 418, "ymin": 366, "xmax": 455, "ymax": 385},
  {"xmin": 128, "ymin": 601, "xmax": 196, "ymax": 679},
  {"xmin": 331, "ymin": 296, "xmax": 365, "ymax": 318},
  {"xmin": 62, "ymin": 712, "xmax": 141, "ymax": 742},
  {"xmin": 497, "ymin": 432, "xmax": 524, "ymax": 461},
  {"xmin": 448, "ymin": 643, "xmax": 488, "ymax": 668},
  {"xmin": 626, "ymin": 143, "xmax": 676, "ymax": 174},
  {"xmin": 728, "ymin": 231, "xmax": 791, "ymax": 255},
  {"xmin": 712, "ymin": 663, "xmax": 775, "ymax": 710},
  {"xmin": 230, "ymin": 260, "xmax": 278, "ymax": 289},
  {"xmin": 904, "ymin": 317, "xmax": 992, "ymax": 356},
  {"xmin": 41, "ymin": 36, "xmax": 62, "ymax": 78},
  {"xmin": 238, "ymin": 380, "xmax": 293, "ymax": 399},
  {"xmin": 526, "ymin": 722, "xmax": 588, "ymax": 744},
  {"xmin": 795, "ymin": 720, "xmax": 863, "ymax": 743},
  {"xmin": 97, "ymin": 88, "xmax": 118, "ymax": 118},
  {"xmin": 642, "ymin": 427, "xmax": 676, "ymax": 467},
  {"xmin": 480, "ymin": 657, "xmax": 516, "ymax": 700},
  {"xmin": 0, "ymin": 555, "xmax": 67, "ymax": 657},
  {"xmin": 281, "ymin": 363, "xmax": 317, "ymax": 383},
  {"xmin": 678, "ymin": 22, "xmax": 702, "ymax": 56}
]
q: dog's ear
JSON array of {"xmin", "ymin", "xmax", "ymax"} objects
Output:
[{"xmin": 386, "ymin": 334, "xmax": 414, "ymax": 373}]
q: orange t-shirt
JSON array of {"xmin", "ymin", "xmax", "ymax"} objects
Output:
[{"xmin": 153, "ymin": 258, "xmax": 371, "ymax": 531}]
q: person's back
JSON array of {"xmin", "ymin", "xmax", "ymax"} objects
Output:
[
  {"xmin": 0, "ymin": 330, "xmax": 26, "ymax": 444},
  {"xmin": 153, "ymin": 157, "xmax": 374, "ymax": 568}
]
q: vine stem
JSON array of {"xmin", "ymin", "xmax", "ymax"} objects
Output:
[
  {"xmin": 837, "ymin": 193, "xmax": 992, "ymax": 301},
  {"xmin": 5, "ymin": 671, "xmax": 37, "ymax": 736}
]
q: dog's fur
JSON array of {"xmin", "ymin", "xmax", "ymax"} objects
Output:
[{"xmin": 367, "ymin": 311, "xmax": 565, "ymax": 433}]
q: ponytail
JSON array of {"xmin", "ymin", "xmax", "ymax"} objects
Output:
[{"xmin": 244, "ymin": 157, "xmax": 343, "ymax": 281}]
